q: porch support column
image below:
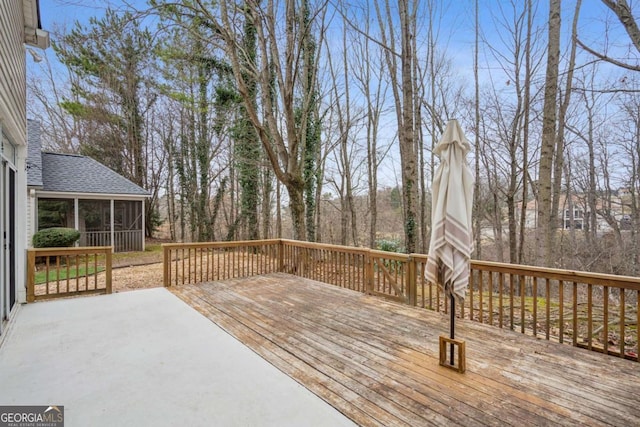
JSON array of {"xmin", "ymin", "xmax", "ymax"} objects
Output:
[
  {"xmin": 29, "ymin": 189, "xmax": 37, "ymax": 247},
  {"xmin": 141, "ymin": 199, "xmax": 146, "ymax": 251},
  {"xmin": 110, "ymin": 199, "xmax": 115, "ymax": 251},
  {"xmin": 74, "ymin": 198, "xmax": 79, "ymax": 247}
]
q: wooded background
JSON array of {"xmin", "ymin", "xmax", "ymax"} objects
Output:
[{"xmin": 27, "ymin": 0, "xmax": 640, "ymax": 275}]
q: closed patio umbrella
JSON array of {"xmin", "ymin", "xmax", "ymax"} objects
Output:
[{"xmin": 425, "ymin": 119, "xmax": 474, "ymax": 366}]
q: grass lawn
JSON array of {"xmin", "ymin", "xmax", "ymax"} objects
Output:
[
  {"xmin": 35, "ymin": 264, "xmax": 105, "ymax": 285},
  {"xmin": 110, "ymin": 242, "xmax": 164, "ymax": 266}
]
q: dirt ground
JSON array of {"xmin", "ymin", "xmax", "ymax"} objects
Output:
[
  {"xmin": 110, "ymin": 262, "xmax": 164, "ymax": 293},
  {"xmin": 108, "ymin": 240, "xmax": 166, "ymax": 292}
]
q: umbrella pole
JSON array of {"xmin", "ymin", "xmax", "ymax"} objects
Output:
[{"xmin": 450, "ymin": 293, "xmax": 455, "ymax": 365}]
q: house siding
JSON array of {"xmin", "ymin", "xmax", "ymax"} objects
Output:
[
  {"xmin": 1, "ymin": 1, "xmax": 39, "ymax": 335},
  {"xmin": 0, "ymin": 0, "xmax": 27, "ymax": 146}
]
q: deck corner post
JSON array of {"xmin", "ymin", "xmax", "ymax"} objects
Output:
[
  {"xmin": 365, "ymin": 249, "xmax": 373, "ymax": 295},
  {"xmin": 408, "ymin": 255, "xmax": 417, "ymax": 306},
  {"xmin": 278, "ymin": 240, "xmax": 285, "ymax": 273},
  {"xmin": 27, "ymin": 249, "xmax": 36, "ymax": 303},
  {"xmin": 105, "ymin": 247, "xmax": 113, "ymax": 294},
  {"xmin": 162, "ymin": 244, "xmax": 170, "ymax": 287}
]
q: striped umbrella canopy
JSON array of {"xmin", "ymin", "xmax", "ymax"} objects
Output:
[{"xmin": 425, "ymin": 119, "xmax": 474, "ymax": 357}]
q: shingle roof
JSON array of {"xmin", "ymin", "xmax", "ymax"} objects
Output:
[
  {"xmin": 27, "ymin": 120, "xmax": 44, "ymax": 188},
  {"xmin": 40, "ymin": 152, "xmax": 149, "ymax": 196}
]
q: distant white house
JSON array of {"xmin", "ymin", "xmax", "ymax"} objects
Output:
[
  {"xmin": 521, "ymin": 192, "xmax": 631, "ymax": 233},
  {"xmin": 27, "ymin": 121, "xmax": 150, "ymax": 252},
  {"xmin": 1, "ymin": 0, "xmax": 49, "ymax": 336}
]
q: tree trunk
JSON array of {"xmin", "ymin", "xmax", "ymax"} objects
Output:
[{"xmin": 537, "ymin": 0, "xmax": 561, "ymax": 266}]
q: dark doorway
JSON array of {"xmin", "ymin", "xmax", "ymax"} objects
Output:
[{"xmin": 8, "ymin": 167, "xmax": 15, "ymax": 310}]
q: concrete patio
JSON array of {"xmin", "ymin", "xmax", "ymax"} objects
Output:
[{"xmin": 0, "ymin": 288, "xmax": 356, "ymax": 427}]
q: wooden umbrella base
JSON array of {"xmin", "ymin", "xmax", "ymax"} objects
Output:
[{"xmin": 439, "ymin": 336, "xmax": 466, "ymax": 373}]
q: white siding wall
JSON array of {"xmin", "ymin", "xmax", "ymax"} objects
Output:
[
  {"xmin": 1, "ymin": 1, "xmax": 29, "ymax": 307},
  {"xmin": 0, "ymin": 0, "xmax": 27, "ymax": 146}
]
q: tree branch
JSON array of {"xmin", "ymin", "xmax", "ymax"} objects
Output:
[
  {"xmin": 576, "ymin": 37, "xmax": 640, "ymax": 71},
  {"xmin": 601, "ymin": 0, "xmax": 640, "ymax": 54}
]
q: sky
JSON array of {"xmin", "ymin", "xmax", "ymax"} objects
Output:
[
  {"xmin": 30, "ymin": 0, "xmax": 638, "ymax": 190},
  {"xmin": 34, "ymin": 0, "xmax": 628, "ymax": 104}
]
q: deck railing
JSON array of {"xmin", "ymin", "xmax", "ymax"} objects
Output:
[
  {"xmin": 80, "ymin": 230, "xmax": 143, "ymax": 252},
  {"xmin": 163, "ymin": 239, "xmax": 639, "ymax": 362},
  {"xmin": 162, "ymin": 240, "xmax": 282, "ymax": 287},
  {"xmin": 27, "ymin": 246, "xmax": 113, "ymax": 302}
]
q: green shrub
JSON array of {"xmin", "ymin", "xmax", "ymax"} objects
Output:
[
  {"xmin": 376, "ymin": 239, "xmax": 403, "ymax": 253},
  {"xmin": 32, "ymin": 227, "xmax": 81, "ymax": 248}
]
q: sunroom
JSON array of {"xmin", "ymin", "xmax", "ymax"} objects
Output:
[{"xmin": 27, "ymin": 121, "xmax": 149, "ymax": 252}]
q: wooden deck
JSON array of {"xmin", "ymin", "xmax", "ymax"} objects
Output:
[{"xmin": 170, "ymin": 273, "xmax": 640, "ymax": 426}]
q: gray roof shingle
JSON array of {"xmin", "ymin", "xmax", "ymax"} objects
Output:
[
  {"xmin": 40, "ymin": 152, "xmax": 149, "ymax": 196},
  {"xmin": 26, "ymin": 119, "xmax": 148, "ymax": 196}
]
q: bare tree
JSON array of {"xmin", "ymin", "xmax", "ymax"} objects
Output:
[
  {"xmin": 577, "ymin": 0, "xmax": 640, "ymax": 71},
  {"xmin": 479, "ymin": 0, "xmax": 544, "ymax": 264},
  {"xmin": 324, "ymin": 21, "xmax": 362, "ymax": 246},
  {"xmin": 537, "ymin": 0, "xmax": 561, "ymax": 266},
  {"xmin": 372, "ymin": 0, "xmax": 420, "ymax": 253},
  {"xmin": 349, "ymin": 9, "xmax": 390, "ymax": 249},
  {"xmin": 158, "ymin": 0, "xmax": 327, "ymax": 241}
]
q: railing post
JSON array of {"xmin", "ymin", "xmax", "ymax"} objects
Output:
[
  {"xmin": 163, "ymin": 244, "xmax": 170, "ymax": 287},
  {"xmin": 408, "ymin": 255, "xmax": 417, "ymax": 306},
  {"xmin": 278, "ymin": 240, "xmax": 284, "ymax": 273},
  {"xmin": 365, "ymin": 249, "xmax": 373, "ymax": 295},
  {"xmin": 27, "ymin": 249, "xmax": 36, "ymax": 303},
  {"xmin": 105, "ymin": 247, "xmax": 113, "ymax": 294}
]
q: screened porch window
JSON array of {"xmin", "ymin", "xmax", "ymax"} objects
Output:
[
  {"xmin": 113, "ymin": 200, "xmax": 143, "ymax": 252},
  {"xmin": 38, "ymin": 198, "xmax": 74, "ymax": 230},
  {"xmin": 37, "ymin": 198, "xmax": 144, "ymax": 252},
  {"xmin": 79, "ymin": 200, "xmax": 111, "ymax": 247}
]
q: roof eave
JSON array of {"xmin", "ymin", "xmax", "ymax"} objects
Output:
[
  {"xmin": 23, "ymin": 0, "xmax": 49, "ymax": 49},
  {"xmin": 34, "ymin": 190, "xmax": 150, "ymax": 200}
]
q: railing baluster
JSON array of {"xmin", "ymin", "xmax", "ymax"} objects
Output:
[
  {"xmin": 572, "ymin": 282, "xmax": 578, "ymax": 347},
  {"xmin": 75, "ymin": 255, "xmax": 80, "ymax": 292},
  {"xmin": 55, "ymin": 255, "xmax": 61, "ymax": 294},
  {"xmin": 469, "ymin": 269, "xmax": 474, "ymax": 320},
  {"xmin": 173, "ymin": 248, "xmax": 178, "ymax": 286},
  {"xmin": 44, "ymin": 256, "xmax": 50, "ymax": 295},
  {"xmin": 533, "ymin": 277, "xmax": 538, "ymax": 337},
  {"xmin": 430, "ymin": 264, "xmax": 439, "ymax": 311},
  {"xmin": 499, "ymin": 272, "xmax": 504, "ymax": 328},
  {"xmin": 216, "ymin": 247, "xmax": 220, "ymax": 281},
  {"xmin": 603, "ymin": 286, "xmax": 609, "ymax": 355},
  {"xmin": 559, "ymin": 280, "xmax": 564, "ymax": 343},
  {"xmin": 588, "ymin": 283, "xmax": 593, "ymax": 350},
  {"xmin": 324, "ymin": 249, "xmax": 328, "ymax": 284},
  {"xmin": 93, "ymin": 252, "xmax": 98, "ymax": 290},
  {"xmin": 207, "ymin": 247, "xmax": 211, "ymax": 281},
  {"xmin": 65, "ymin": 255, "xmax": 70, "ymax": 293},
  {"xmin": 619, "ymin": 289, "xmax": 626, "ymax": 358},
  {"xmin": 509, "ymin": 273, "xmax": 514, "ymax": 330},
  {"xmin": 488, "ymin": 272, "xmax": 493, "ymax": 326},
  {"xmin": 199, "ymin": 248, "xmax": 203, "ymax": 283},
  {"xmin": 84, "ymin": 253, "xmax": 89, "ymax": 290},
  {"xmin": 478, "ymin": 270, "xmax": 483, "ymax": 323},
  {"xmin": 520, "ymin": 275, "xmax": 525, "ymax": 334},
  {"xmin": 546, "ymin": 278, "xmax": 550, "ymax": 340},
  {"xmin": 180, "ymin": 248, "xmax": 185, "ymax": 285}
]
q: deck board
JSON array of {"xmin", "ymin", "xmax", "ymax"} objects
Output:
[{"xmin": 170, "ymin": 273, "xmax": 640, "ymax": 426}]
